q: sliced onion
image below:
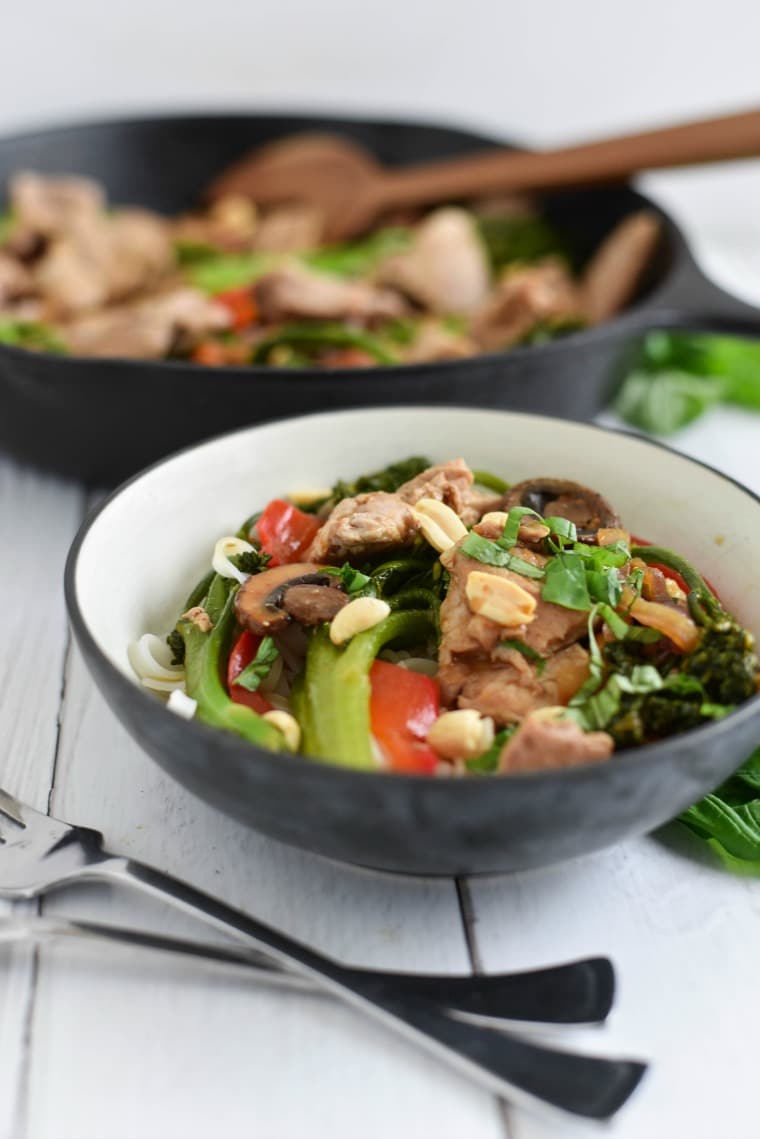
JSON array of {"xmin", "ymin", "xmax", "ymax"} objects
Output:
[
  {"xmin": 128, "ymin": 633, "xmax": 185, "ymax": 683},
  {"xmin": 212, "ymin": 536, "xmax": 255, "ymax": 585},
  {"xmin": 142, "ymin": 677, "xmax": 186, "ymax": 693}
]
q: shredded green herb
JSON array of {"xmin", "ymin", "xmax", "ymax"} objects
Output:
[
  {"xmin": 233, "ymin": 636, "xmax": 279, "ymax": 692},
  {"xmin": 500, "ymin": 639, "xmax": 546, "ymax": 675},
  {"xmin": 460, "ymin": 532, "xmax": 545, "ymax": 579}
]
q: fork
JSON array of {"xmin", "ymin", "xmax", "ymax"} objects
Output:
[{"xmin": 0, "ymin": 787, "xmax": 647, "ymax": 1120}]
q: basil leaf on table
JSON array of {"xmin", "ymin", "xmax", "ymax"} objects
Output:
[
  {"xmin": 615, "ymin": 331, "xmax": 760, "ymax": 435},
  {"xmin": 677, "ymin": 747, "xmax": 760, "ymax": 874}
]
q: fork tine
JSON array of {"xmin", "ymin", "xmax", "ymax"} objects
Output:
[{"xmin": 0, "ymin": 789, "xmax": 27, "ymax": 827}]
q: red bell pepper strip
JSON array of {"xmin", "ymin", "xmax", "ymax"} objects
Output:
[
  {"xmin": 256, "ymin": 499, "xmax": 321, "ymax": 566},
  {"xmin": 227, "ymin": 630, "xmax": 273, "ymax": 714},
  {"xmin": 215, "ymin": 287, "xmax": 258, "ymax": 331},
  {"xmin": 369, "ymin": 659, "xmax": 440, "ymax": 774},
  {"xmin": 631, "ymin": 536, "xmax": 719, "ymax": 600}
]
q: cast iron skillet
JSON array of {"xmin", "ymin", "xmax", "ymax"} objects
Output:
[
  {"xmin": 2, "ymin": 111, "xmax": 760, "ymax": 486},
  {"xmin": 64, "ymin": 406, "xmax": 760, "ymax": 876}
]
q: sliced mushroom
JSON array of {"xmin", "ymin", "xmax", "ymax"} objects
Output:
[
  {"xmin": 234, "ymin": 562, "xmax": 348, "ymax": 635},
  {"xmin": 503, "ymin": 478, "xmax": 620, "ymax": 542}
]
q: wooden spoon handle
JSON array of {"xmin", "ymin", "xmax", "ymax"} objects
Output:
[{"xmin": 378, "ymin": 107, "xmax": 760, "ymax": 208}]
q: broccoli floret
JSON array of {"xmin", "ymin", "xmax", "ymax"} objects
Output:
[
  {"xmin": 606, "ymin": 687, "xmax": 704, "ymax": 748},
  {"xmin": 233, "ymin": 548, "xmax": 271, "ymax": 575},
  {"xmin": 605, "ymin": 701, "xmax": 645, "ymax": 748},
  {"xmin": 330, "ymin": 456, "xmax": 432, "ymax": 505},
  {"xmin": 683, "ymin": 621, "xmax": 758, "ymax": 705},
  {"xmin": 166, "ymin": 628, "xmax": 185, "ymax": 666}
]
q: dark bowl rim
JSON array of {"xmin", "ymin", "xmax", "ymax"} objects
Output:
[
  {"xmin": 0, "ymin": 107, "xmax": 684, "ymax": 380},
  {"xmin": 63, "ymin": 403, "xmax": 760, "ymax": 798}
]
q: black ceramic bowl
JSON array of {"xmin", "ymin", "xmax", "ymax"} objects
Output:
[
  {"xmin": 64, "ymin": 406, "xmax": 760, "ymax": 876},
  {"xmin": 3, "ymin": 111, "xmax": 760, "ymax": 486}
]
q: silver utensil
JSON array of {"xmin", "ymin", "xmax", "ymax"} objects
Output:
[
  {"xmin": 0, "ymin": 786, "xmax": 647, "ymax": 1120},
  {"xmin": 0, "ymin": 912, "xmax": 615, "ymax": 1025}
]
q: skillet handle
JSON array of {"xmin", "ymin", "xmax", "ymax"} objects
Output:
[{"xmin": 637, "ymin": 246, "xmax": 760, "ymax": 339}]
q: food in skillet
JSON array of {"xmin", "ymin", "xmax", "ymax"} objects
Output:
[
  {"xmin": 129, "ymin": 456, "xmax": 759, "ymax": 774},
  {"xmin": 0, "ymin": 171, "xmax": 660, "ymax": 366}
]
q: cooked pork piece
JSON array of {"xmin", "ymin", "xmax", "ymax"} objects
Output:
[
  {"xmin": 396, "ymin": 458, "xmax": 501, "ymax": 527},
  {"xmin": 106, "ymin": 210, "xmax": 175, "ymax": 297},
  {"xmin": 436, "ymin": 541, "xmax": 592, "ymax": 722},
  {"xmin": 307, "ymin": 491, "xmax": 418, "ymax": 564},
  {"xmin": 308, "ymin": 459, "xmax": 501, "ymax": 564},
  {"xmin": 582, "ymin": 211, "xmax": 661, "ymax": 325},
  {"xmin": 439, "ymin": 544, "xmax": 589, "ymax": 661},
  {"xmin": 471, "ymin": 259, "xmax": 582, "ymax": 351},
  {"xmin": 254, "ymin": 262, "xmax": 406, "ymax": 325},
  {"xmin": 33, "ymin": 207, "xmax": 174, "ymax": 318},
  {"xmin": 375, "ymin": 208, "xmax": 490, "ymax": 315},
  {"xmin": 498, "ymin": 712, "xmax": 613, "ymax": 772},
  {"xmin": 9, "ymin": 172, "xmax": 104, "ymax": 239},
  {"xmin": 445, "ymin": 644, "xmax": 591, "ymax": 725},
  {"xmin": 61, "ymin": 288, "xmax": 230, "ymax": 359}
]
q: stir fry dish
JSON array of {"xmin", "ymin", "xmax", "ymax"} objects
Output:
[
  {"xmin": 129, "ymin": 457, "xmax": 759, "ymax": 775},
  {"xmin": 0, "ymin": 171, "xmax": 660, "ymax": 366}
]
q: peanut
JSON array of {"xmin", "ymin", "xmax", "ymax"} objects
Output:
[{"xmin": 465, "ymin": 570, "xmax": 537, "ymax": 626}]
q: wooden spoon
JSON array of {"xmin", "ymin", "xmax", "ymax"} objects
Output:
[{"xmin": 205, "ymin": 107, "xmax": 760, "ymax": 242}]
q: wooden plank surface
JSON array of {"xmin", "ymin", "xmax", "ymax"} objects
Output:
[
  {"xmin": 20, "ymin": 646, "xmax": 505, "ymax": 1139},
  {"xmin": 466, "ymin": 833, "xmax": 760, "ymax": 1139}
]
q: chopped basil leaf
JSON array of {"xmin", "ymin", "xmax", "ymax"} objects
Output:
[
  {"xmin": 501, "ymin": 639, "xmax": 546, "ymax": 675},
  {"xmin": 233, "ymin": 636, "xmax": 279, "ymax": 692},
  {"xmin": 541, "ymin": 552, "xmax": 590, "ymax": 610},
  {"xmin": 586, "ymin": 568, "xmax": 623, "ymax": 607},
  {"xmin": 544, "ymin": 516, "xmax": 577, "ymax": 543},
  {"xmin": 460, "ymin": 533, "xmax": 545, "ymax": 579},
  {"xmin": 324, "ymin": 564, "xmax": 375, "ymax": 597},
  {"xmin": 500, "ymin": 506, "xmax": 540, "ymax": 550}
]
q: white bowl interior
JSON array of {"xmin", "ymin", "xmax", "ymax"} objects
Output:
[{"xmin": 74, "ymin": 407, "xmax": 760, "ymax": 679}]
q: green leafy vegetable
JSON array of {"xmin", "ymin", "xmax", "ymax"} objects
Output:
[
  {"xmin": 177, "ymin": 577, "xmax": 285, "ymax": 751},
  {"xmin": 460, "ymin": 532, "xmax": 545, "ymax": 579},
  {"xmin": 184, "ymin": 251, "xmax": 274, "ymax": 293},
  {"xmin": 233, "ymin": 636, "xmax": 279, "ymax": 692},
  {"xmin": 252, "ymin": 322, "xmax": 397, "ymax": 366},
  {"xmin": 233, "ymin": 548, "xmax": 271, "ymax": 575},
  {"xmin": 305, "ymin": 227, "xmax": 411, "ymax": 278},
  {"xmin": 323, "ymin": 563, "xmax": 375, "ymax": 598},
  {"xmin": 476, "ymin": 214, "xmax": 571, "ymax": 273},
  {"xmin": 0, "ymin": 321, "xmax": 67, "ymax": 354},
  {"xmin": 541, "ymin": 552, "xmax": 590, "ymax": 610},
  {"xmin": 166, "ymin": 628, "xmax": 185, "ymax": 667},
  {"xmin": 615, "ymin": 331, "xmax": 760, "ymax": 435},
  {"xmin": 0, "ymin": 210, "xmax": 15, "ymax": 245},
  {"xmin": 678, "ymin": 747, "xmax": 760, "ymax": 874},
  {"xmin": 466, "ymin": 728, "xmax": 515, "ymax": 774},
  {"xmin": 330, "ymin": 456, "xmax": 432, "ymax": 504}
]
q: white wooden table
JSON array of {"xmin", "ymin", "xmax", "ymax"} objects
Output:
[{"xmin": 1, "ymin": 169, "xmax": 759, "ymax": 1139}]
